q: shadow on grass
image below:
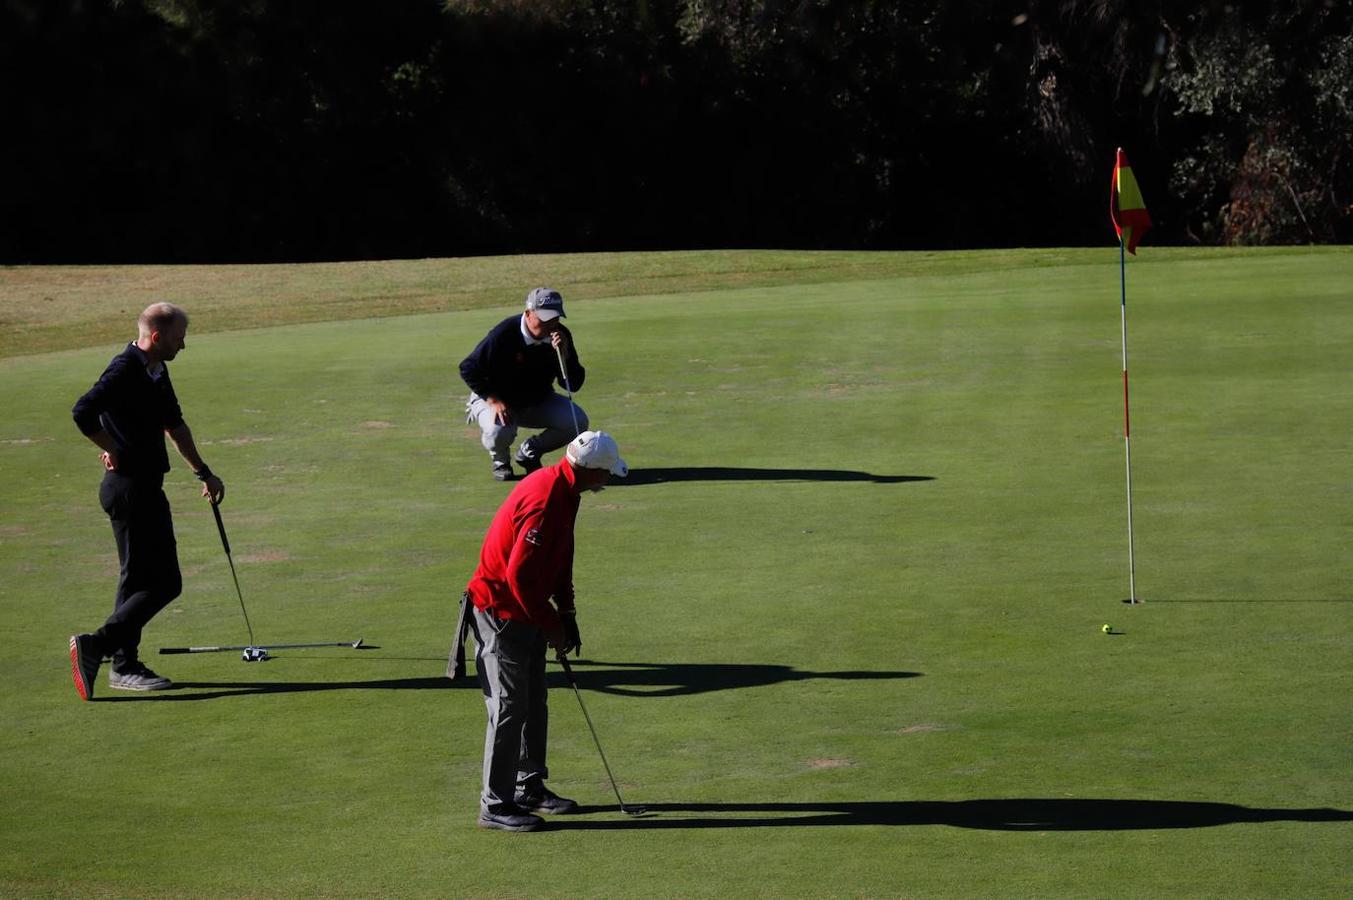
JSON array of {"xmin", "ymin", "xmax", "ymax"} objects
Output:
[
  {"xmin": 94, "ymin": 660, "xmax": 919, "ymax": 701},
  {"xmin": 561, "ymin": 660, "xmax": 920, "ymax": 697},
  {"xmin": 94, "ymin": 676, "xmax": 455, "ymax": 701},
  {"xmin": 612, "ymin": 467, "xmax": 933, "ymax": 486},
  {"xmin": 1142, "ymin": 598, "xmax": 1353, "ymax": 604},
  {"xmin": 555, "ymin": 799, "xmax": 1353, "ymax": 831}
]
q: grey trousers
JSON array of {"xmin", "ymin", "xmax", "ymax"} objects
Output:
[
  {"xmin": 469, "ymin": 605, "xmax": 550, "ymax": 814},
  {"xmin": 466, "ymin": 391, "xmax": 588, "ymax": 467}
]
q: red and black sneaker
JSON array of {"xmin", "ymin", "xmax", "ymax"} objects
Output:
[{"xmin": 69, "ymin": 634, "xmax": 101, "ymax": 701}]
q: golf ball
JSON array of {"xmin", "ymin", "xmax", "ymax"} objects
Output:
[{"xmin": 1101, "ymin": 624, "xmax": 1113, "ymax": 634}]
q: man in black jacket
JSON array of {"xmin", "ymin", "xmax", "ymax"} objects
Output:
[
  {"xmin": 68, "ymin": 302, "xmax": 225, "ymax": 700},
  {"xmin": 460, "ymin": 288, "xmax": 589, "ymax": 481}
]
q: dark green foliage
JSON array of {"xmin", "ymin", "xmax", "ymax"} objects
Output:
[
  {"xmin": 1, "ymin": 0, "xmax": 1348, "ymax": 261},
  {"xmin": 1168, "ymin": 3, "xmax": 1352, "ymax": 243}
]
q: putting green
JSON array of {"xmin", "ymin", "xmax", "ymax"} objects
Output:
[{"xmin": 1, "ymin": 247, "xmax": 1350, "ymax": 897}]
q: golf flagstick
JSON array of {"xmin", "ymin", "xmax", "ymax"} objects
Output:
[
  {"xmin": 1110, "ymin": 148, "xmax": 1151, "ymax": 605},
  {"xmin": 1119, "ymin": 236, "xmax": 1139, "ymax": 604}
]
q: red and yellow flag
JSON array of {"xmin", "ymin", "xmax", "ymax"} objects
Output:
[{"xmin": 1110, "ymin": 148, "xmax": 1151, "ymax": 254}]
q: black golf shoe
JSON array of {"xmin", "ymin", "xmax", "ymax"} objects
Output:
[
  {"xmin": 514, "ymin": 445, "xmax": 542, "ymax": 475},
  {"xmin": 515, "ymin": 787, "xmax": 578, "ymax": 815},
  {"xmin": 69, "ymin": 633, "xmax": 101, "ymax": 701},
  {"xmin": 491, "ymin": 462, "xmax": 514, "ymax": 482},
  {"xmin": 477, "ymin": 807, "xmax": 544, "ymax": 832}
]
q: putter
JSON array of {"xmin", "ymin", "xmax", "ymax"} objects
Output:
[
  {"xmin": 160, "ymin": 638, "xmax": 365, "ymax": 658},
  {"xmin": 554, "ymin": 343, "xmax": 583, "ymax": 438},
  {"xmin": 211, "ymin": 500, "xmax": 257, "ymax": 648},
  {"xmin": 168, "ymin": 502, "xmax": 367, "ymax": 662},
  {"xmin": 556, "ymin": 651, "xmax": 647, "ymax": 816}
]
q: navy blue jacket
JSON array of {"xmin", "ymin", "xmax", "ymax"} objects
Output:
[
  {"xmin": 72, "ymin": 343, "xmax": 185, "ymax": 477},
  {"xmin": 459, "ymin": 315, "xmax": 585, "ymax": 408}
]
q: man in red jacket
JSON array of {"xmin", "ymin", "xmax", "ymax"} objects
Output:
[{"xmin": 465, "ymin": 430, "xmax": 628, "ymax": 832}]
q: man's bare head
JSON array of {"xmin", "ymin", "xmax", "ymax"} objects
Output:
[
  {"xmin": 136, "ymin": 303, "xmax": 190, "ymax": 363},
  {"xmin": 138, "ymin": 303, "xmax": 188, "ymax": 338}
]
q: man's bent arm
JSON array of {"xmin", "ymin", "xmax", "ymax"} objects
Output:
[
  {"xmin": 82, "ymin": 428, "xmax": 121, "ymax": 456},
  {"xmin": 167, "ymin": 422, "xmax": 225, "ymax": 501},
  {"xmin": 504, "ymin": 512, "xmax": 565, "ymax": 630}
]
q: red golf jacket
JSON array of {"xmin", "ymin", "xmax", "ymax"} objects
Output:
[{"xmin": 466, "ymin": 459, "xmax": 581, "ymax": 631}]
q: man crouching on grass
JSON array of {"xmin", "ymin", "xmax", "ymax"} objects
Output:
[{"xmin": 464, "ymin": 430, "xmax": 627, "ymax": 832}]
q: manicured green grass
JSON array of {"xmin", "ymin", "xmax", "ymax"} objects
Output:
[
  {"xmin": 0, "ymin": 245, "xmax": 1316, "ymax": 358},
  {"xmin": 1, "ymin": 247, "xmax": 1351, "ymax": 897}
]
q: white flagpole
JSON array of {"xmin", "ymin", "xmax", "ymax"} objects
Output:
[{"xmin": 1119, "ymin": 236, "xmax": 1140, "ymax": 604}]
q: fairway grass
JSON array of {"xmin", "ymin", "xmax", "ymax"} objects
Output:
[{"xmin": 2, "ymin": 247, "xmax": 1351, "ymax": 897}]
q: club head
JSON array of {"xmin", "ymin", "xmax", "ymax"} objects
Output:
[
  {"xmin": 351, "ymin": 638, "xmax": 364, "ymax": 649},
  {"xmin": 242, "ymin": 647, "xmax": 271, "ymax": 662},
  {"xmin": 621, "ymin": 805, "xmax": 649, "ymax": 817}
]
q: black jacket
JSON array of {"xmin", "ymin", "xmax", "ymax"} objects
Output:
[
  {"xmin": 459, "ymin": 315, "xmax": 585, "ymax": 408},
  {"xmin": 72, "ymin": 343, "xmax": 185, "ymax": 476}
]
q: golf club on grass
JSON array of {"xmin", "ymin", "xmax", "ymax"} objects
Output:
[
  {"xmin": 160, "ymin": 638, "xmax": 366, "ymax": 659},
  {"xmin": 555, "ymin": 651, "xmax": 647, "ymax": 817},
  {"xmin": 161, "ymin": 501, "xmax": 365, "ymax": 662},
  {"xmin": 555, "ymin": 343, "xmax": 582, "ymax": 439}
]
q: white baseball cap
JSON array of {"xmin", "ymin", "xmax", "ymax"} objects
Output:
[{"xmin": 566, "ymin": 430, "xmax": 628, "ymax": 477}]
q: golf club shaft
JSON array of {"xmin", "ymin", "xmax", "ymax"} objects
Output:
[
  {"xmin": 212, "ymin": 501, "xmax": 256, "ymax": 646},
  {"xmin": 161, "ymin": 639, "xmax": 363, "ymax": 655},
  {"xmin": 556, "ymin": 652, "xmax": 631, "ymax": 811},
  {"xmin": 554, "ymin": 343, "xmax": 582, "ymax": 438}
]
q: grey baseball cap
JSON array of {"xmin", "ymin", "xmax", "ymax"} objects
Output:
[{"xmin": 525, "ymin": 287, "xmax": 566, "ymax": 321}]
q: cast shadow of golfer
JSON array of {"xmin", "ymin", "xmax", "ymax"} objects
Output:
[
  {"xmin": 561, "ymin": 660, "xmax": 920, "ymax": 698},
  {"xmin": 93, "ymin": 661, "xmax": 918, "ymax": 701},
  {"xmin": 93, "ymin": 676, "xmax": 455, "ymax": 702},
  {"xmin": 612, "ymin": 467, "xmax": 933, "ymax": 486},
  {"xmin": 556, "ymin": 799, "xmax": 1353, "ymax": 831}
]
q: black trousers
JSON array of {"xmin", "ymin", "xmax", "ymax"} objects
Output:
[{"xmin": 95, "ymin": 471, "xmax": 182, "ymax": 669}]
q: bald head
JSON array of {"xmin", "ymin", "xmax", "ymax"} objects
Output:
[
  {"xmin": 138, "ymin": 303, "xmax": 188, "ymax": 339},
  {"xmin": 136, "ymin": 303, "xmax": 190, "ymax": 364}
]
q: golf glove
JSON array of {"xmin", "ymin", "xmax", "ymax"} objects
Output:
[{"xmin": 562, "ymin": 614, "xmax": 582, "ymax": 656}]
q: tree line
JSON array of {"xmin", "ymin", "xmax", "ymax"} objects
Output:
[{"xmin": 2, "ymin": 0, "xmax": 1348, "ymax": 263}]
